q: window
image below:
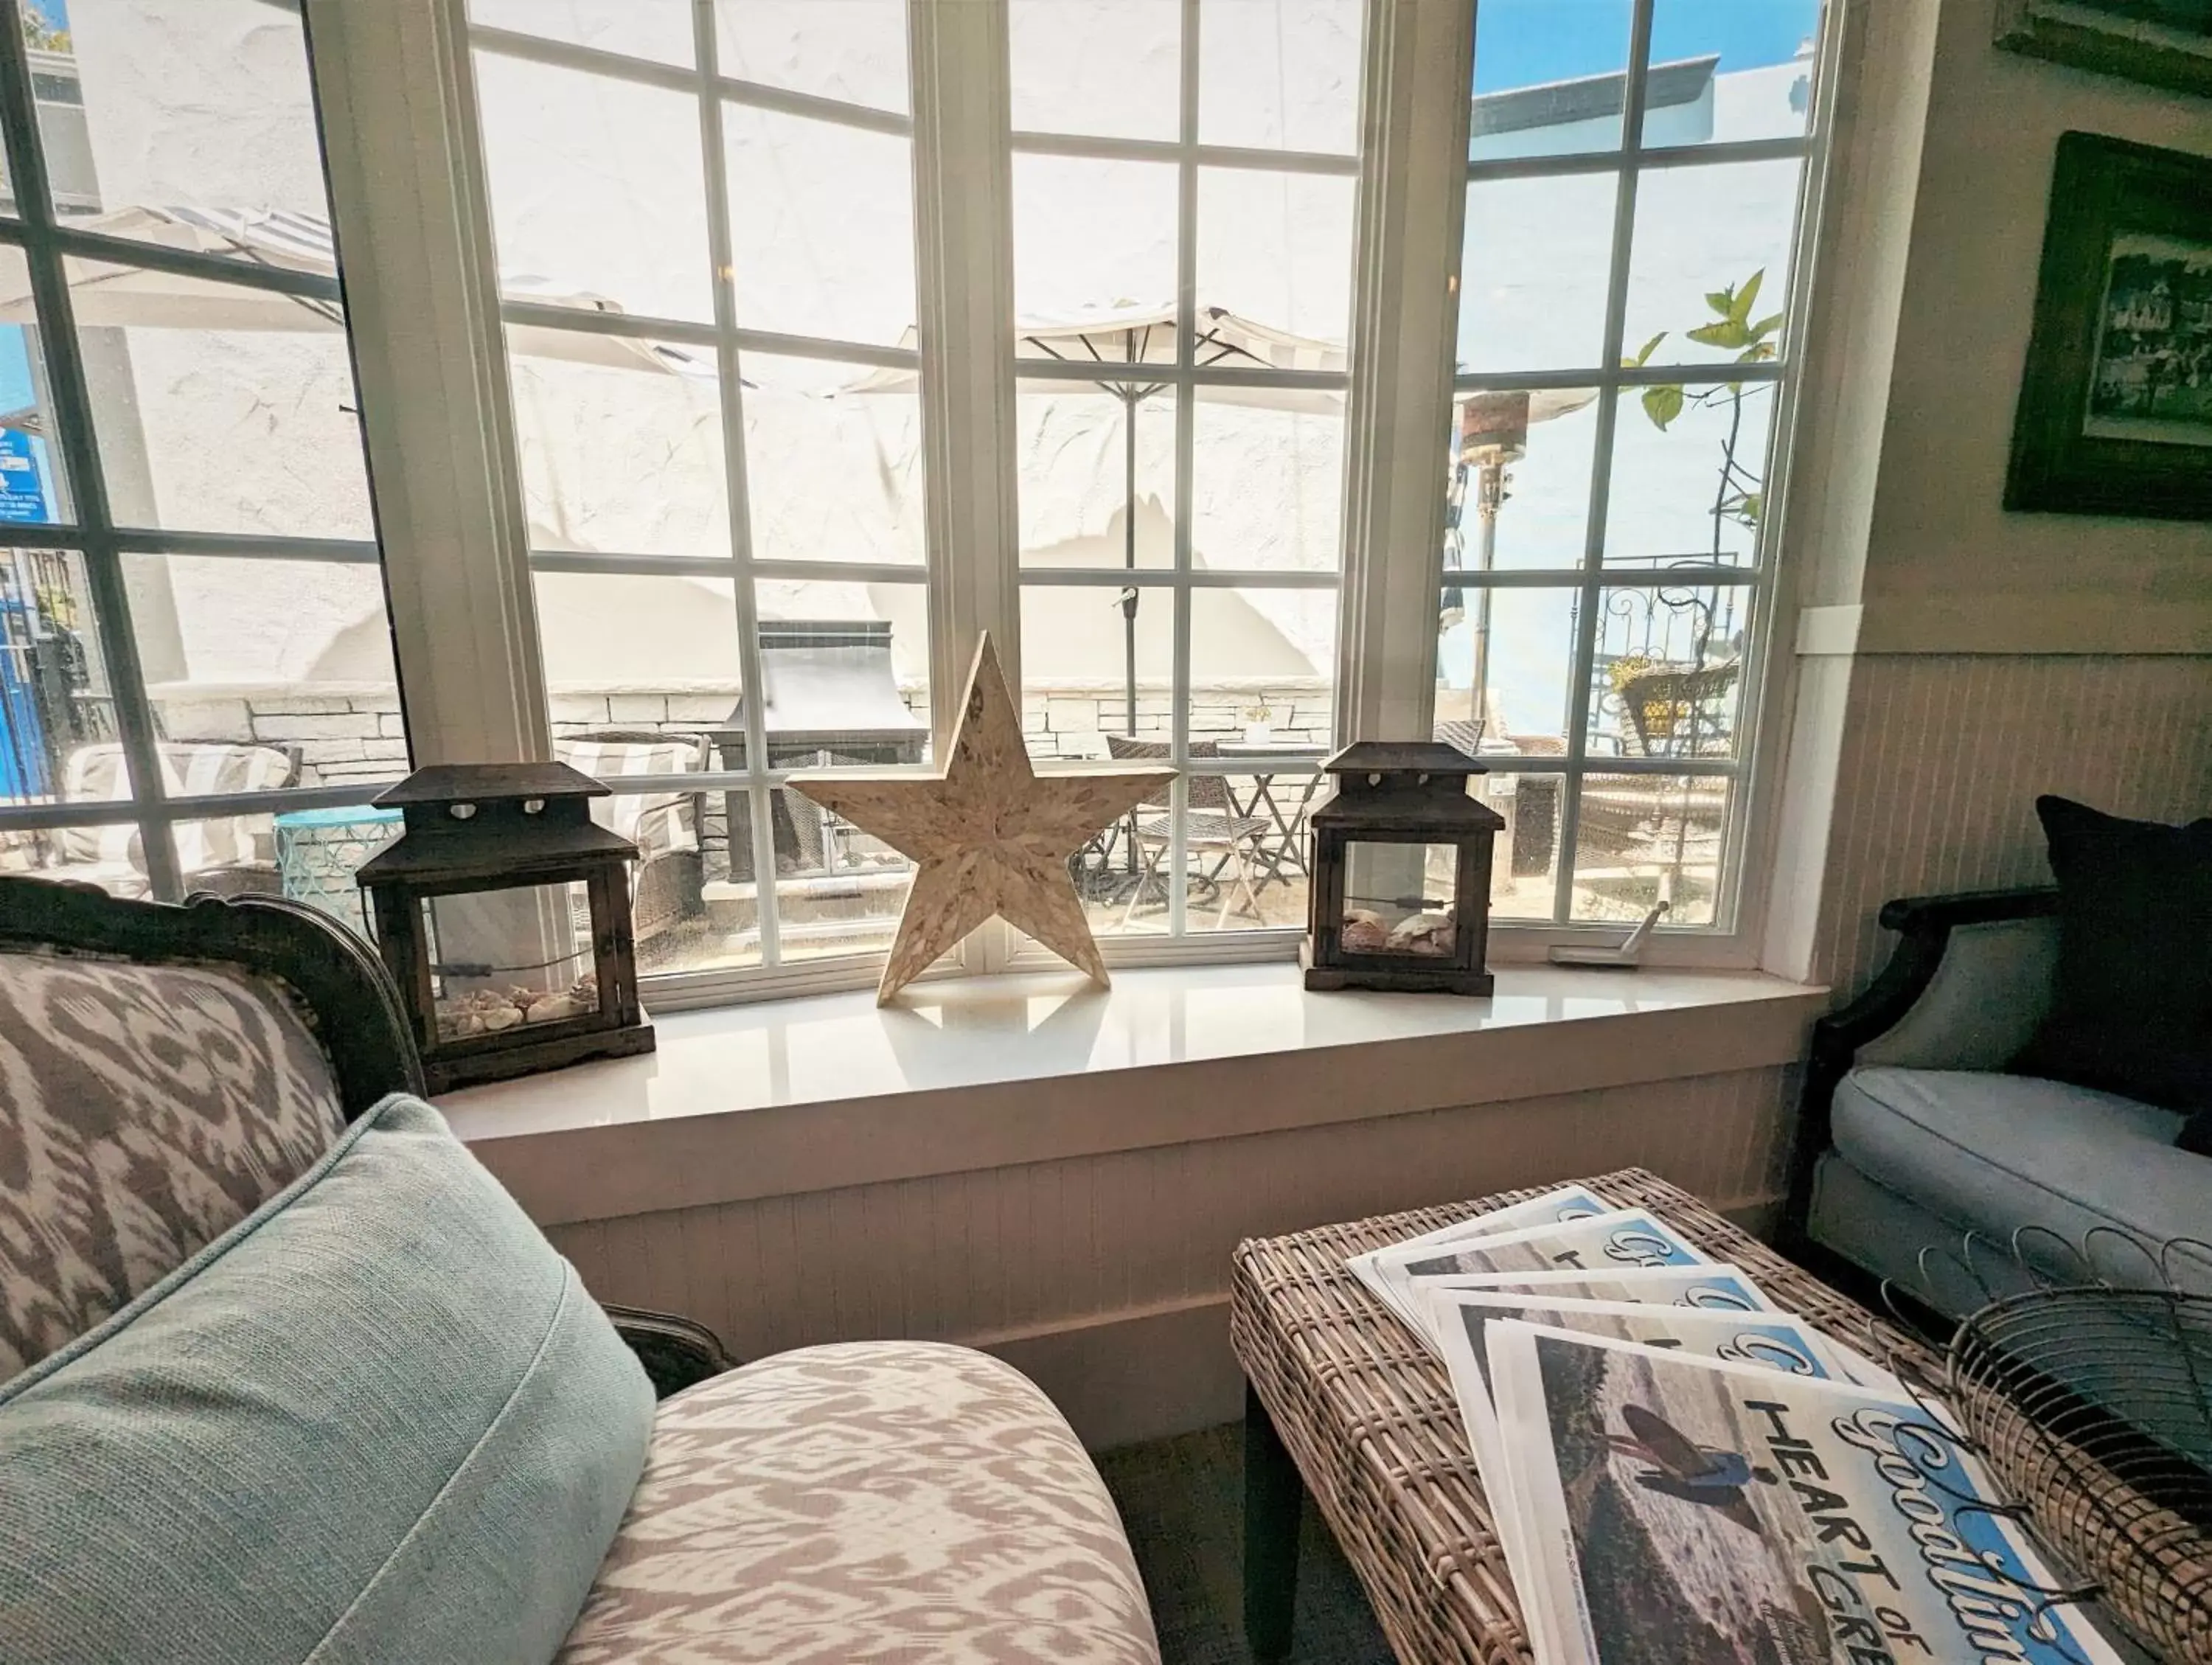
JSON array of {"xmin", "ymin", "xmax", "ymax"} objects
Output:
[
  {"xmin": 3, "ymin": 0, "xmax": 1835, "ymax": 1002},
  {"xmin": 1437, "ymin": 0, "xmax": 1817, "ymax": 930},
  {"xmin": 0, "ymin": 0, "xmax": 406, "ymax": 923},
  {"xmin": 468, "ymin": 0, "xmax": 930, "ymax": 981},
  {"xmin": 1009, "ymin": 0, "xmax": 1359, "ymax": 943}
]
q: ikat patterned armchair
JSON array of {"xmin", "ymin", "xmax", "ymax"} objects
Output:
[{"xmin": 0, "ymin": 875, "xmax": 1160, "ymax": 1664}]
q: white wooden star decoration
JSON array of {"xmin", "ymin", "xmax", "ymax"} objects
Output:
[{"xmin": 787, "ymin": 634, "xmax": 1173, "ymax": 1005}]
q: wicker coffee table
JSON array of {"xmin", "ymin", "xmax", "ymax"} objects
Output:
[{"xmin": 1230, "ymin": 1167, "xmax": 1936, "ymax": 1664}]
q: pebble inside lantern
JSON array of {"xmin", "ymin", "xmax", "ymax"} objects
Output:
[
  {"xmin": 355, "ymin": 762, "xmax": 655, "ymax": 1092},
  {"xmin": 1302, "ymin": 742, "xmax": 1503, "ymax": 995}
]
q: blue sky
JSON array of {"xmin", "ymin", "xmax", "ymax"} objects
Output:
[
  {"xmin": 1474, "ymin": 0, "xmax": 1817, "ymax": 93},
  {"xmin": 26, "ymin": 0, "xmax": 66, "ymax": 29}
]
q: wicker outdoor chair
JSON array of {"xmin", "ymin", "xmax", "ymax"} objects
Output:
[
  {"xmin": 37, "ymin": 740, "xmax": 301, "ymax": 899},
  {"xmin": 554, "ymin": 729, "xmax": 710, "ymax": 946}
]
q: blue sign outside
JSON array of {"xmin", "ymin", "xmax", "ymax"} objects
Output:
[{"xmin": 0, "ymin": 426, "xmax": 51, "ymax": 524}]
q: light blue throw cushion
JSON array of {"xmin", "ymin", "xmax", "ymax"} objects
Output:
[{"xmin": 0, "ymin": 1093, "xmax": 654, "ymax": 1665}]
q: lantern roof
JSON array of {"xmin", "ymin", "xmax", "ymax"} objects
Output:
[
  {"xmin": 1320, "ymin": 740, "xmax": 1486, "ymax": 778},
  {"xmin": 374, "ymin": 761, "xmax": 609, "ymax": 807}
]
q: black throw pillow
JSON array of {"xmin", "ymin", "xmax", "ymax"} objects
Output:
[{"xmin": 2008, "ymin": 796, "xmax": 2212, "ymax": 1125}]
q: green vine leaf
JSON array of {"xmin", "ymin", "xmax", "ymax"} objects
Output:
[
  {"xmin": 1704, "ymin": 285, "xmax": 1736, "ymax": 318},
  {"xmin": 1624, "ymin": 331, "xmax": 1667, "ymax": 369},
  {"xmin": 1732, "ymin": 268, "xmax": 1764, "ymax": 321},
  {"xmin": 1641, "ymin": 383, "xmax": 1685, "ymax": 431},
  {"xmin": 1749, "ymin": 310, "xmax": 1786, "ymax": 341},
  {"xmin": 1688, "ymin": 319, "xmax": 1749, "ymax": 350}
]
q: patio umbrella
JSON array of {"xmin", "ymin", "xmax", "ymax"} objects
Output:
[
  {"xmin": 841, "ymin": 301, "xmax": 1346, "ymax": 740},
  {"xmin": 1444, "ymin": 386, "xmax": 1597, "ymax": 739},
  {"xmin": 0, "ymin": 204, "xmax": 712, "ymax": 376}
]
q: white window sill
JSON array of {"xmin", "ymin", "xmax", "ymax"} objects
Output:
[{"xmin": 443, "ymin": 962, "xmax": 1825, "ymax": 1226}]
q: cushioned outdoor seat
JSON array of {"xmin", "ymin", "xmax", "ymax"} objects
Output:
[
  {"xmin": 1827, "ymin": 1065, "xmax": 2212, "ymax": 1292},
  {"xmin": 557, "ymin": 1340, "xmax": 1161, "ymax": 1665}
]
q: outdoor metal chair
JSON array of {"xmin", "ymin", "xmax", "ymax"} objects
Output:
[{"xmin": 1105, "ymin": 736, "xmax": 1273, "ymax": 928}]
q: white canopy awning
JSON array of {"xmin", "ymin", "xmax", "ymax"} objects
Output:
[{"xmin": 0, "ymin": 205, "xmax": 710, "ymax": 376}]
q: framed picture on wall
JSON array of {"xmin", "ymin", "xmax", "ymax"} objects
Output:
[
  {"xmin": 2006, "ymin": 131, "xmax": 2212, "ymax": 521},
  {"xmin": 1995, "ymin": 0, "xmax": 2212, "ymax": 98}
]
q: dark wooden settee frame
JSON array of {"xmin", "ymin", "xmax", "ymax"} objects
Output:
[
  {"xmin": 1778, "ymin": 883, "xmax": 2062, "ymax": 1280},
  {"xmin": 0, "ymin": 872, "xmax": 731, "ymax": 1397}
]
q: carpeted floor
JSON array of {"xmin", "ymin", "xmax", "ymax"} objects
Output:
[{"xmin": 1096, "ymin": 1422, "xmax": 1394, "ymax": 1665}]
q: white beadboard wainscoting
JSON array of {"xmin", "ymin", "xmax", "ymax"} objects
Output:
[
  {"xmin": 538, "ymin": 1064, "xmax": 1795, "ymax": 1449},
  {"xmin": 448, "ymin": 964, "xmax": 1817, "ymax": 1448},
  {"xmin": 1813, "ymin": 653, "xmax": 2212, "ymax": 1001}
]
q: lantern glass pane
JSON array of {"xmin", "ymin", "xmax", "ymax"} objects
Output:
[
  {"xmin": 422, "ymin": 881, "xmax": 603, "ymax": 1041},
  {"xmin": 1340, "ymin": 841, "xmax": 1461, "ymax": 957}
]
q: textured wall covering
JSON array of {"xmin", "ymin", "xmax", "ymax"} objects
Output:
[
  {"xmin": 545, "ymin": 1063, "xmax": 1792, "ymax": 1444},
  {"xmin": 1813, "ymin": 654, "xmax": 2212, "ymax": 1001}
]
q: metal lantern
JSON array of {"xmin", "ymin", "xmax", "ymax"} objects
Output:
[
  {"xmin": 355, "ymin": 762, "xmax": 655, "ymax": 1093},
  {"xmin": 1301, "ymin": 742, "xmax": 1503, "ymax": 996}
]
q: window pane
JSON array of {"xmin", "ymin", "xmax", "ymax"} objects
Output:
[
  {"xmin": 1009, "ymin": 0, "xmax": 1179, "ymax": 142},
  {"xmin": 1012, "ymin": 156, "xmax": 1178, "ymax": 355},
  {"xmin": 1458, "ymin": 174, "xmax": 1616, "ymax": 375},
  {"xmin": 1484, "ymin": 771, "xmax": 1561, "ymax": 922},
  {"xmin": 754, "ymin": 582, "xmax": 930, "ymax": 770},
  {"xmin": 1198, "ymin": 0, "xmax": 1362, "ymax": 156},
  {"xmin": 472, "ymin": 50, "xmax": 714, "ymax": 324},
  {"xmin": 52, "ymin": 1, "xmax": 335, "ymax": 255},
  {"xmin": 689, "ymin": 785, "xmax": 767, "ymax": 975},
  {"xmin": 0, "ymin": 546, "xmax": 111, "ymax": 807},
  {"xmin": 5, "ymin": 7, "xmax": 86, "ymax": 218},
  {"xmin": 772, "ymin": 809, "xmax": 914, "ymax": 964},
  {"xmin": 1435, "ymin": 584, "xmax": 1576, "ymax": 758},
  {"xmin": 472, "ymin": 0, "xmax": 695, "ymax": 69},
  {"xmin": 1183, "ymin": 765, "xmax": 1319, "ymax": 934},
  {"xmin": 715, "ymin": 0, "xmax": 909, "ymax": 116},
  {"xmin": 1604, "ymin": 382, "xmax": 1774, "ymax": 568},
  {"xmin": 1447, "ymin": 389, "xmax": 1598, "ymax": 574},
  {"xmin": 535, "ymin": 569, "xmax": 743, "ymax": 720},
  {"xmin": 1643, "ymin": 0, "xmax": 1818, "ymax": 148},
  {"xmin": 509, "ymin": 350, "xmax": 730, "ymax": 557},
  {"xmin": 1468, "ymin": 0, "xmax": 1632, "ymax": 163},
  {"xmin": 1621, "ymin": 159, "xmax": 1804, "ymax": 369},
  {"xmin": 129, "ymin": 551, "xmax": 405, "ymax": 794},
  {"xmin": 1193, "ymin": 402, "xmax": 1344, "ymax": 574},
  {"xmin": 1190, "ymin": 586, "xmax": 1335, "ymax": 744},
  {"xmin": 724, "ymin": 102, "xmax": 915, "ymax": 347},
  {"xmin": 1, "ymin": 816, "xmax": 145, "ymax": 892},
  {"xmin": 0, "ymin": 248, "xmax": 74, "ymax": 521},
  {"xmin": 1588, "ymin": 585, "xmax": 1747, "ymax": 760},
  {"xmin": 1020, "ymin": 581, "xmax": 1172, "ymax": 765},
  {"xmin": 1196, "ymin": 169, "xmax": 1355, "ymax": 359},
  {"xmin": 66, "ymin": 255, "xmax": 373, "ymax": 539},
  {"xmin": 1571, "ymin": 771, "xmax": 1731, "ymax": 926},
  {"xmin": 742, "ymin": 355, "xmax": 923, "ymax": 566},
  {"xmin": 1017, "ymin": 378, "xmax": 1177, "ymax": 572}
]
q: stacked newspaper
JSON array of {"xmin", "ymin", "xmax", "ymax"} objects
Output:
[{"xmin": 1348, "ymin": 1188, "xmax": 2126, "ymax": 1664}]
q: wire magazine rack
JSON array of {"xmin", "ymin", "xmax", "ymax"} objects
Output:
[{"xmin": 1877, "ymin": 1226, "xmax": 2212, "ymax": 1664}]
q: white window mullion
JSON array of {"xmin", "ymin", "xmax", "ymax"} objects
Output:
[
  {"xmin": 908, "ymin": 0, "xmax": 1020, "ymax": 973},
  {"xmin": 302, "ymin": 0, "xmax": 547, "ymax": 766},
  {"xmin": 1551, "ymin": 0, "xmax": 1658, "ymax": 925},
  {"xmin": 908, "ymin": 0, "xmax": 1020, "ymax": 723},
  {"xmin": 689, "ymin": 1, "xmax": 781, "ymax": 968},
  {"xmin": 1334, "ymin": 0, "xmax": 1477, "ymax": 746},
  {"xmin": 1166, "ymin": 0, "xmax": 1201, "ymax": 939}
]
